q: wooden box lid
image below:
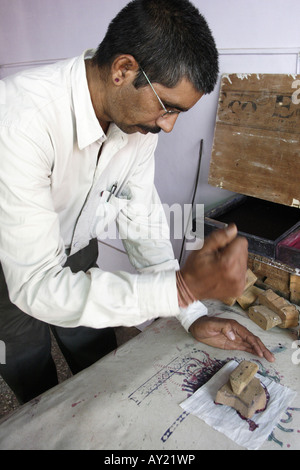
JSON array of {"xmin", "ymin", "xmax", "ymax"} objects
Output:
[{"xmin": 209, "ymin": 73, "xmax": 300, "ymax": 208}]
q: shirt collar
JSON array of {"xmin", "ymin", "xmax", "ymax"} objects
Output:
[
  {"xmin": 71, "ymin": 49, "xmax": 129, "ymax": 151},
  {"xmin": 71, "ymin": 49, "xmax": 106, "ymax": 150}
]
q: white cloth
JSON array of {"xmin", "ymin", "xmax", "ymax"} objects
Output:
[
  {"xmin": 180, "ymin": 360, "xmax": 297, "ymax": 450},
  {"xmin": 0, "ymin": 49, "xmax": 207, "ymax": 330}
]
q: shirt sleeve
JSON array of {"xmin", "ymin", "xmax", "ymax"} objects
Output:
[
  {"xmin": 0, "ymin": 127, "xmax": 181, "ymax": 329},
  {"xmin": 116, "ymin": 135, "xmax": 207, "ymax": 332}
]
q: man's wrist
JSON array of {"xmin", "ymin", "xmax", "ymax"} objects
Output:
[{"xmin": 176, "ymin": 270, "xmax": 197, "ymax": 308}]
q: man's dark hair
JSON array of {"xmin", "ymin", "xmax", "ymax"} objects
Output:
[{"xmin": 92, "ymin": 0, "xmax": 219, "ymax": 94}]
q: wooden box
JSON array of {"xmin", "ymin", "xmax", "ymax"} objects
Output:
[
  {"xmin": 205, "ymin": 73, "xmax": 300, "ymax": 304},
  {"xmin": 276, "ymin": 227, "xmax": 300, "ymax": 268}
]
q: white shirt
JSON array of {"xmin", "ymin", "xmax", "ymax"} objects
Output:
[{"xmin": 0, "ymin": 50, "xmax": 207, "ymax": 329}]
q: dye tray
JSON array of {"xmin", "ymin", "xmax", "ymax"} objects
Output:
[
  {"xmin": 204, "ymin": 194, "xmax": 300, "ymax": 259},
  {"xmin": 276, "ymin": 227, "xmax": 300, "ymax": 268}
]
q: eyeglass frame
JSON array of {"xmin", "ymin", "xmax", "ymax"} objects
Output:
[{"xmin": 139, "ymin": 67, "xmax": 180, "ymax": 117}]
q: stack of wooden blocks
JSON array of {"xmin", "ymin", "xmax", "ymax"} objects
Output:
[
  {"xmin": 223, "ymin": 269, "xmax": 299, "ymax": 332},
  {"xmin": 215, "ymin": 360, "xmax": 267, "ymax": 418}
]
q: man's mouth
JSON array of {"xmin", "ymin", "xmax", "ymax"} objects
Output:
[{"xmin": 137, "ymin": 124, "xmax": 161, "ymax": 135}]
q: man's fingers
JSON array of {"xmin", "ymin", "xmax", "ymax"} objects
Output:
[
  {"xmin": 190, "ymin": 316, "xmax": 275, "ymax": 363},
  {"xmin": 220, "ymin": 233, "xmax": 248, "ymax": 261},
  {"xmin": 244, "ymin": 333, "xmax": 275, "ymax": 362},
  {"xmin": 232, "ymin": 323, "xmax": 275, "ymax": 362},
  {"xmin": 221, "ymin": 320, "xmax": 275, "ymax": 362},
  {"xmin": 202, "ymin": 223, "xmax": 238, "ymax": 254}
]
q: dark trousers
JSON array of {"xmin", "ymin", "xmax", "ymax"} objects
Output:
[{"xmin": 0, "ymin": 240, "xmax": 117, "ymax": 404}]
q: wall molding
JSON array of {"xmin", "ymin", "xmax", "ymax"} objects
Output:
[
  {"xmin": 1, "ymin": 47, "xmax": 299, "ymax": 74},
  {"xmin": 219, "ymin": 48, "xmax": 300, "ymax": 73},
  {"xmin": 0, "ymin": 57, "xmax": 67, "ymax": 71}
]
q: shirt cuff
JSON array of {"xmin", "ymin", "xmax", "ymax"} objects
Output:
[{"xmin": 176, "ymin": 300, "xmax": 208, "ymax": 332}]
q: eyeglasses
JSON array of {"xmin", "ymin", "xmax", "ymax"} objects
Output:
[{"xmin": 140, "ymin": 68, "xmax": 180, "ymax": 117}]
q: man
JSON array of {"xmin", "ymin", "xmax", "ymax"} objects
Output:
[{"xmin": 0, "ymin": 0, "xmax": 274, "ymax": 405}]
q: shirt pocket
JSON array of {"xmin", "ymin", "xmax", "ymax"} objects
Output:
[{"xmin": 90, "ymin": 192, "xmax": 129, "ymax": 239}]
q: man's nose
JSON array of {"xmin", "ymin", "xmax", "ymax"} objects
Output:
[{"xmin": 156, "ymin": 113, "xmax": 179, "ymax": 133}]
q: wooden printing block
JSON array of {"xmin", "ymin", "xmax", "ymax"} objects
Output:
[
  {"xmin": 215, "ymin": 361, "xmax": 266, "ymax": 419},
  {"xmin": 223, "ymin": 269, "xmax": 257, "ymax": 307},
  {"xmin": 236, "ymin": 285, "xmax": 262, "ymax": 310},
  {"xmin": 215, "ymin": 377, "xmax": 266, "ymax": 419},
  {"xmin": 277, "ymin": 306, "xmax": 299, "ymax": 329},
  {"xmin": 263, "ymin": 277, "xmax": 290, "ymax": 298},
  {"xmin": 248, "ymin": 305, "xmax": 282, "ymax": 330},
  {"xmin": 230, "ymin": 360, "xmax": 259, "ymax": 395},
  {"xmin": 290, "ymin": 274, "xmax": 300, "ymax": 304},
  {"xmin": 290, "ymin": 274, "xmax": 300, "ymax": 305},
  {"xmin": 257, "ymin": 289, "xmax": 299, "ymax": 328}
]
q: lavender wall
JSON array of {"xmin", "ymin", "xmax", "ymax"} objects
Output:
[{"xmin": 1, "ymin": 0, "xmax": 300, "ymax": 266}]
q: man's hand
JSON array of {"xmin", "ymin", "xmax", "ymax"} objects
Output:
[
  {"xmin": 189, "ymin": 315, "xmax": 275, "ymax": 362},
  {"xmin": 180, "ymin": 223, "xmax": 275, "ymax": 362},
  {"xmin": 181, "ymin": 224, "xmax": 248, "ymax": 301}
]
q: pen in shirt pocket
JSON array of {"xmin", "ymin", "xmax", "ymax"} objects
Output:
[{"xmin": 107, "ymin": 182, "xmax": 118, "ymax": 202}]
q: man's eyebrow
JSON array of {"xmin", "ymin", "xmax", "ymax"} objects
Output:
[{"xmin": 163, "ymin": 101, "xmax": 189, "ymax": 113}]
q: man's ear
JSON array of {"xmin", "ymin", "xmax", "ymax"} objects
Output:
[{"xmin": 111, "ymin": 55, "xmax": 139, "ymax": 85}]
